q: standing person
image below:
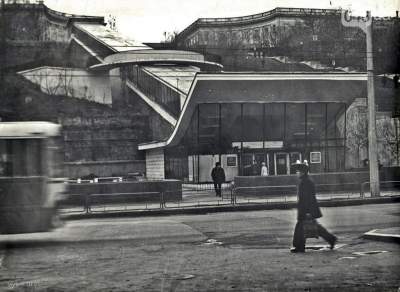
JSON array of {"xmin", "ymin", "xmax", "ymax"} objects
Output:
[
  {"xmin": 211, "ymin": 162, "xmax": 225, "ymax": 197},
  {"xmin": 291, "ymin": 160, "xmax": 337, "ymax": 253},
  {"xmin": 251, "ymin": 159, "xmax": 258, "ymax": 176},
  {"xmin": 260, "ymin": 162, "xmax": 269, "ymax": 176},
  {"xmin": 394, "ymin": 74, "xmax": 399, "ymax": 88}
]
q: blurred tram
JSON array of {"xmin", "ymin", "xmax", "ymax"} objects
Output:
[{"xmin": 0, "ymin": 122, "xmax": 66, "ymax": 234}]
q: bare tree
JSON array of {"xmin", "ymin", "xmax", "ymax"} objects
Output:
[
  {"xmin": 378, "ymin": 116, "xmax": 399, "ymax": 166},
  {"xmin": 346, "ymin": 108, "xmax": 368, "ymax": 168}
]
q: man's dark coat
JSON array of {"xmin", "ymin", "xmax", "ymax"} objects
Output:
[
  {"xmin": 297, "ymin": 174, "xmax": 322, "ymax": 220},
  {"xmin": 211, "ymin": 167, "xmax": 226, "ymax": 184}
]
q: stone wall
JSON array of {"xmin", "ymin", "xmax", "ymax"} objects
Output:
[
  {"xmin": 64, "ymin": 160, "xmax": 145, "ymax": 178},
  {"xmin": 3, "ymin": 5, "xmax": 70, "ymax": 43},
  {"xmin": 176, "ymin": 12, "xmax": 399, "ymax": 72},
  {"xmin": 1, "ymin": 4, "xmax": 103, "ymax": 70}
]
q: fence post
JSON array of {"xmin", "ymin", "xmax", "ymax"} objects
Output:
[
  {"xmin": 159, "ymin": 192, "xmax": 165, "ymax": 209},
  {"xmin": 85, "ymin": 194, "xmax": 90, "ymax": 213},
  {"xmin": 360, "ymin": 183, "xmax": 364, "ymax": 199}
]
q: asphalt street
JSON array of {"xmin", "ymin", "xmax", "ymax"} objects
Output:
[{"xmin": 1, "ymin": 203, "xmax": 399, "ymax": 291}]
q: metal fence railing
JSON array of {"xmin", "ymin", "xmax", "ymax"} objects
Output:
[
  {"xmin": 360, "ymin": 181, "xmax": 400, "ymax": 198},
  {"xmin": 58, "ymin": 181, "xmax": 400, "ymax": 215}
]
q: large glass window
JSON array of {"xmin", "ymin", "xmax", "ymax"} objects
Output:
[
  {"xmin": 198, "ymin": 104, "xmax": 219, "ymax": 154},
  {"xmin": 165, "ymin": 146, "xmax": 188, "ymax": 180},
  {"xmin": 221, "ymin": 103, "xmax": 242, "ymax": 152},
  {"xmin": 242, "ymin": 104, "xmax": 263, "ymax": 142},
  {"xmin": 182, "ymin": 105, "xmax": 199, "ymax": 154},
  {"xmin": 307, "ymin": 103, "xmax": 326, "ymax": 140},
  {"xmin": 286, "ymin": 104, "xmax": 306, "ymax": 141},
  {"xmin": 265, "ymin": 103, "xmax": 285, "ymax": 140},
  {"xmin": 327, "ymin": 103, "xmax": 345, "ymax": 139}
]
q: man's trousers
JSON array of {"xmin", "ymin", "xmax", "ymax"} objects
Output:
[{"xmin": 293, "ymin": 220, "xmax": 336, "ymax": 251}]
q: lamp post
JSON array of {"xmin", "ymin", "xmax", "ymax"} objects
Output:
[{"xmin": 341, "ymin": 10, "xmax": 380, "ymax": 197}]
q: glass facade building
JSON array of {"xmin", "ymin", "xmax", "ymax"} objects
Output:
[{"xmin": 164, "ymin": 102, "xmax": 347, "ymax": 182}]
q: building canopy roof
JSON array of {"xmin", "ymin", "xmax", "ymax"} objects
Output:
[
  {"xmin": 139, "ymin": 72, "xmax": 367, "ymax": 150},
  {"xmin": 88, "ymin": 50, "xmax": 223, "ymax": 72}
]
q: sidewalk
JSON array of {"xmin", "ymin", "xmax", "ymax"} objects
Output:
[{"xmin": 363, "ymin": 227, "xmax": 400, "ymax": 243}]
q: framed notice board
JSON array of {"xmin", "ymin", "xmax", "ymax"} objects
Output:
[{"xmin": 310, "ymin": 152, "xmax": 321, "ymax": 164}]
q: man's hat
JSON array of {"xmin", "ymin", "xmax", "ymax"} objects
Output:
[{"xmin": 291, "ymin": 160, "xmax": 309, "ymax": 172}]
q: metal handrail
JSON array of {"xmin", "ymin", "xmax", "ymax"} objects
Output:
[
  {"xmin": 86, "ymin": 191, "xmax": 162, "ymax": 213},
  {"xmin": 360, "ymin": 180, "xmax": 400, "ymax": 198}
]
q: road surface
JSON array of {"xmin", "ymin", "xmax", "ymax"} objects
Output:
[{"xmin": 1, "ymin": 203, "xmax": 399, "ymax": 291}]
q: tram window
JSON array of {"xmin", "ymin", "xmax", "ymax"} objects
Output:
[
  {"xmin": 0, "ymin": 139, "xmax": 43, "ymax": 177},
  {"xmin": 0, "ymin": 141, "xmax": 9, "ymax": 176},
  {"xmin": 47, "ymin": 137, "xmax": 64, "ymax": 178}
]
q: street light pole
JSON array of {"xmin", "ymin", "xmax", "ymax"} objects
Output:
[{"xmin": 341, "ymin": 10, "xmax": 380, "ymax": 197}]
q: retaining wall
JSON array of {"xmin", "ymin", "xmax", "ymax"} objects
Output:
[{"xmin": 64, "ymin": 179, "xmax": 182, "ymax": 206}]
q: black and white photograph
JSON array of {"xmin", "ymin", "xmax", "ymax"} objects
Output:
[{"xmin": 0, "ymin": 0, "xmax": 399, "ymax": 290}]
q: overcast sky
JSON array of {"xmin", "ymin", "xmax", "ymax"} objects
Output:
[{"xmin": 45, "ymin": 0, "xmax": 399, "ymax": 42}]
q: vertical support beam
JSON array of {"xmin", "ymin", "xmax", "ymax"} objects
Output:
[
  {"xmin": 218, "ymin": 103, "xmax": 222, "ymax": 163},
  {"xmin": 342, "ymin": 10, "xmax": 380, "ymax": 196},
  {"xmin": 262, "ymin": 103, "xmax": 266, "ymax": 151},
  {"xmin": 325, "ymin": 103, "xmax": 328, "ymax": 172},
  {"xmin": 196, "ymin": 105, "xmax": 200, "ymax": 183},
  {"xmin": 305, "ymin": 103, "xmax": 308, "ymax": 161},
  {"xmin": 396, "ymin": 118, "xmax": 400, "ymax": 165},
  {"xmin": 365, "ymin": 18, "xmax": 380, "ymax": 196},
  {"xmin": 283, "ymin": 103, "xmax": 286, "ymax": 141},
  {"xmin": 240, "ymin": 103, "xmax": 243, "ymax": 175},
  {"xmin": 344, "ymin": 103, "xmax": 347, "ymax": 171}
]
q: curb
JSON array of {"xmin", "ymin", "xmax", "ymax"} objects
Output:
[
  {"xmin": 362, "ymin": 229, "xmax": 400, "ymax": 244},
  {"xmin": 61, "ymin": 195, "xmax": 400, "ymax": 220}
]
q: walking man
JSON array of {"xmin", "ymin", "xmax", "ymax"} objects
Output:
[
  {"xmin": 211, "ymin": 162, "xmax": 225, "ymax": 197},
  {"xmin": 291, "ymin": 160, "xmax": 337, "ymax": 253}
]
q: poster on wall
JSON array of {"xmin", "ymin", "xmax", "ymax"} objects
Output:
[
  {"xmin": 310, "ymin": 152, "xmax": 322, "ymax": 164},
  {"xmin": 227, "ymin": 155, "xmax": 237, "ymax": 167}
]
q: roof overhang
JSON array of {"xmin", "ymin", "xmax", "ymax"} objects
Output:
[
  {"xmin": 138, "ymin": 72, "xmax": 368, "ymax": 151},
  {"xmin": 88, "ymin": 50, "xmax": 223, "ymax": 72}
]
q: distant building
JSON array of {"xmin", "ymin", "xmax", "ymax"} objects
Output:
[{"xmin": 173, "ymin": 7, "xmax": 400, "ymax": 73}]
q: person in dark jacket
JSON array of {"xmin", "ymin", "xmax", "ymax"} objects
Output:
[
  {"xmin": 291, "ymin": 160, "xmax": 337, "ymax": 253},
  {"xmin": 211, "ymin": 162, "xmax": 226, "ymax": 197}
]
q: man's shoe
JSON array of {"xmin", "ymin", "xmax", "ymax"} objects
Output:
[
  {"xmin": 290, "ymin": 248, "xmax": 305, "ymax": 253},
  {"xmin": 329, "ymin": 237, "xmax": 337, "ymax": 250}
]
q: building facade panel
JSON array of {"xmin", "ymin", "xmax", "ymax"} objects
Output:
[{"xmin": 145, "ymin": 148, "xmax": 165, "ymax": 180}]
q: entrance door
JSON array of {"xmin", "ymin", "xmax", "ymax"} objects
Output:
[
  {"xmin": 275, "ymin": 153, "xmax": 289, "ymax": 175},
  {"xmin": 242, "ymin": 153, "xmax": 254, "ymax": 176},
  {"xmin": 241, "ymin": 152, "xmax": 268, "ymax": 176}
]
